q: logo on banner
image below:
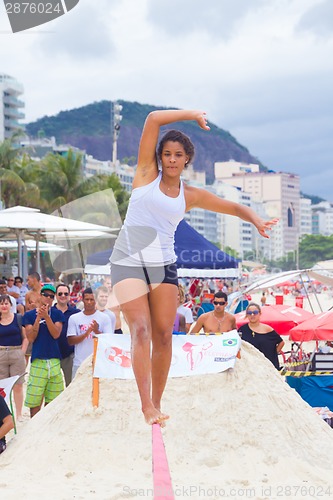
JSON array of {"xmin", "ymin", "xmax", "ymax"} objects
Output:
[
  {"xmin": 222, "ymin": 338, "xmax": 238, "ymax": 346},
  {"xmin": 105, "ymin": 346, "xmax": 131, "ymax": 368},
  {"xmin": 4, "ymin": 0, "xmax": 80, "ymax": 33},
  {"xmin": 182, "ymin": 341, "xmax": 213, "ymax": 370},
  {"xmin": 0, "ymin": 375, "xmax": 21, "ymax": 405}
]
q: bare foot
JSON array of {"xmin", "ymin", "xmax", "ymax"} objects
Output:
[{"xmin": 143, "ymin": 404, "xmax": 169, "ymax": 427}]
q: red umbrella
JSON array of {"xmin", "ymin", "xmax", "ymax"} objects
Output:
[
  {"xmin": 276, "ymin": 280, "xmax": 296, "ymax": 287},
  {"xmin": 235, "ymin": 304, "xmax": 314, "ymax": 336},
  {"xmin": 289, "ymin": 310, "xmax": 333, "ymax": 341}
]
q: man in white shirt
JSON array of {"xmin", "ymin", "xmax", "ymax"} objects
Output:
[
  {"xmin": 67, "ymin": 287, "xmax": 113, "ymax": 379},
  {"xmin": 5, "ymin": 276, "xmax": 20, "ymax": 300},
  {"xmin": 94, "ymin": 286, "xmax": 116, "ymax": 330}
]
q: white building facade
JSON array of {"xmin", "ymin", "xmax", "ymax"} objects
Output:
[
  {"xmin": 214, "ymin": 161, "xmax": 300, "ymax": 259},
  {"xmin": 311, "ymin": 202, "xmax": 333, "ymax": 236},
  {"xmin": 299, "ymin": 197, "xmax": 313, "ymax": 237},
  {"xmin": 0, "ymin": 74, "xmax": 25, "ymax": 141}
]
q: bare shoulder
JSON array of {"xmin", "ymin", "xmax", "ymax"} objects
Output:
[
  {"xmin": 226, "ymin": 311, "xmax": 236, "ymax": 322},
  {"xmin": 262, "ymin": 323, "xmax": 274, "ymax": 333},
  {"xmin": 25, "ymin": 290, "xmax": 34, "ymax": 301},
  {"xmin": 195, "ymin": 312, "xmax": 209, "ymax": 324},
  {"xmin": 200, "ymin": 312, "xmax": 210, "ymax": 321}
]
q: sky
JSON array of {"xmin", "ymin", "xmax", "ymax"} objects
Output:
[{"xmin": 1, "ymin": 0, "xmax": 333, "ymax": 200}]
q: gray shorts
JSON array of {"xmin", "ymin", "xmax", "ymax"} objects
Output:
[{"xmin": 111, "ymin": 262, "xmax": 178, "ymax": 287}]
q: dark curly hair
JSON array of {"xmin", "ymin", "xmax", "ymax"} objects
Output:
[{"xmin": 157, "ymin": 130, "xmax": 195, "ymax": 167}]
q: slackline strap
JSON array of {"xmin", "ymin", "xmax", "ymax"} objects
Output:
[{"xmin": 152, "ymin": 423, "xmax": 174, "ymax": 500}]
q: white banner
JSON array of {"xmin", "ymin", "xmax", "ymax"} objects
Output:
[
  {"xmin": 93, "ymin": 331, "xmax": 241, "ymax": 379},
  {"xmin": 0, "ymin": 374, "xmax": 21, "ymax": 407}
]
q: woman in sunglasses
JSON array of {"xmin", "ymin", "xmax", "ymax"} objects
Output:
[
  {"xmin": 0, "ymin": 294, "xmax": 28, "ymax": 420},
  {"xmin": 238, "ymin": 303, "xmax": 284, "ymax": 369}
]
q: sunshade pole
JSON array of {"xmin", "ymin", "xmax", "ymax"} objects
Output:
[
  {"xmin": 305, "ymin": 269, "xmax": 322, "ymax": 313},
  {"xmin": 36, "ymin": 231, "xmax": 41, "ymax": 276},
  {"xmin": 22, "ymin": 238, "xmax": 28, "ymax": 280},
  {"xmin": 299, "ymin": 273, "xmax": 314, "ymax": 314},
  {"xmin": 16, "ymin": 229, "xmax": 22, "ymax": 276}
]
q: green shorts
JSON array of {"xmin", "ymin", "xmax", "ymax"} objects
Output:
[{"xmin": 25, "ymin": 358, "xmax": 64, "ymax": 408}]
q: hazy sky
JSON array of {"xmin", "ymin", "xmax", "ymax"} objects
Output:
[{"xmin": 1, "ymin": 0, "xmax": 332, "ymax": 199}]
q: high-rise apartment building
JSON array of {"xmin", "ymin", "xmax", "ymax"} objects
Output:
[
  {"xmin": 0, "ymin": 74, "xmax": 25, "ymax": 142},
  {"xmin": 311, "ymin": 201, "xmax": 333, "ymax": 236},
  {"xmin": 182, "ymin": 166, "xmax": 219, "ymax": 244},
  {"xmin": 299, "ymin": 198, "xmax": 312, "ymax": 237},
  {"xmin": 214, "ymin": 161, "xmax": 300, "ymax": 259}
]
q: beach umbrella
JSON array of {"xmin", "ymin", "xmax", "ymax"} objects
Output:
[
  {"xmin": 265, "ymin": 304, "xmax": 314, "ymax": 322},
  {"xmin": 235, "ymin": 304, "xmax": 314, "ymax": 336},
  {"xmin": 289, "ymin": 310, "xmax": 333, "ymax": 341},
  {"xmin": 275, "ymin": 280, "xmax": 297, "ymax": 287},
  {"xmin": 0, "ymin": 205, "xmax": 115, "ymax": 276}
]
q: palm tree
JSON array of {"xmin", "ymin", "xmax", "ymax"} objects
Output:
[
  {"xmin": 0, "ymin": 169, "xmax": 26, "ymax": 207},
  {"xmin": 83, "ymin": 172, "xmax": 130, "ymax": 222},
  {"xmin": 38, "ymin": 149, "xmax": 87, "ymax": 209},
  {"xmin": 0, "ymin": 135, "xmax": 44, "ymax": 209},
  {"xmin": 39, "ymin": 150, "xmax": 129, "ymax": 221}
]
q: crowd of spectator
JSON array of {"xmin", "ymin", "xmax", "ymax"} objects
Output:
[
  {"xmin": 0, "ymin": 273, "xmax": 288, "ymax": 452},
  {"xmin": 0, "ymin": 273, "xmax": 122, "ymax": 452}
]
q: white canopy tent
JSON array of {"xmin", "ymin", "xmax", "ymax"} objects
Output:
[
  {"xmin": 240, "ymin": 268, "xmax": 333, "ymax": 314},
  {"xmin": 242, "ymin": 269, "xmax": 333, "ymax": 294},
  {"xmin": 0, "ymin": 239, "xmax": 67, "ymax": 252},
  {"xmin": 0, "ymin": 206, "xmax": 116, "ymax": 277},
  {"xmin": 177, "ymin": 267, "xmax": 240, "ymax": 278}
]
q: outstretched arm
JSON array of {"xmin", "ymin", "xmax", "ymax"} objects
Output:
[
  {"xmin": 134, "ymin": 110, "xmax": 210, "ymax": 187},
  {"xmin": 185, "ymin": 186, "xmax": 279, "ymax": 238}
]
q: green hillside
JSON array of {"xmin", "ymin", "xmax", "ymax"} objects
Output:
[{"xmin": 25, "ymin": 100, "xmax": 264, "ymax": 183}]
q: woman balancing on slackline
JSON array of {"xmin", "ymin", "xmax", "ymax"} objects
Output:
[{"xmin": 110, "ymin": 109, "xmax": 279, "ymax": 426}]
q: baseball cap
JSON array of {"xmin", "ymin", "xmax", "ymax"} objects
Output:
[{"xmin": 41, "ymin": 284, "xmax": 56, "ymax": 294}]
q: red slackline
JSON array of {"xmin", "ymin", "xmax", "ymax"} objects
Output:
[{"xmin": 152, "ymin": 423, "xmax": 174, "ymax": 500}]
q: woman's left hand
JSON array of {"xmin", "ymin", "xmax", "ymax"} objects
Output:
[
  {"xmin": 196, "ymin": 112, "xmax": 210, "ymax": 131},
  {"xmin": 256, "ymin": 218, "xmax": 279, "ymax": 238}
]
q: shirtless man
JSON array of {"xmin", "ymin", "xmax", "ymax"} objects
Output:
[
  {"xmin": 25, "ymin": 272, "xmax": 42, "ymax": 311},
  {"xmin": 189, "ymin": 291, "xmax": 236, "ymax": 334},
  {"xmin": 24, "ymin": 272, "xmax": 42, "ymax": 365}
]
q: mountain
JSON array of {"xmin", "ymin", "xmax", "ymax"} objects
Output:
[{"xmin": 25, "ymin": 100, "xmax": 264, "ymax": 183}]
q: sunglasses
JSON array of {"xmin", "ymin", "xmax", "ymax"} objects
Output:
[
  {"xmin": 41, "ymin": 292, "xmax": 55, "ymax": 299},
  {"xmin": 213, "ymin": 301, "xmax": 227, "ymax": 306},
  {"xmin": 247, "ymin": 310, "xmax": 260, "ymax": 315},
  {"xmin": 7, "ymin": 279, "xmax": 14, "ymax": 282},
  {"xmin": 57, "ymin": 292, "xmax": 69, "ymax": 296}
]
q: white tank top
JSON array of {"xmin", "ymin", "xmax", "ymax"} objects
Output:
[{"xmin": 111, "ymin": 171, "xmax": 186, "ymax": 266}]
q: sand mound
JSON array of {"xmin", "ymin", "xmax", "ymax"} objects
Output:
[{"xmin": 1, "ymin": 343, "xmax": 333, "ymax": 500}]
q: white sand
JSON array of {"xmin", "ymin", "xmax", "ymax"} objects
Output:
[{"xmin": 1, "ymin": 342, "xmax": 333, "ymax": 500}]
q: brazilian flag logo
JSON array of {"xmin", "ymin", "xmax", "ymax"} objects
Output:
[{"xmin": 222, "ymin": 339, "xmax": 237, "ymax": 347}]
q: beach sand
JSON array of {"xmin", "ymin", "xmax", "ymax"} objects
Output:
[{"xmin": 1, "ymin": 341, "xmax": 333, "ymax": 500}]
